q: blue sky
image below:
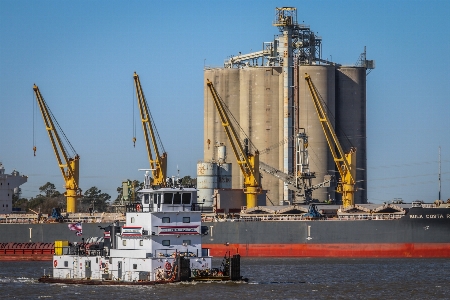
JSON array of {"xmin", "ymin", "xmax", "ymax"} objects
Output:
[{"xmin": 1, "ymin": 0, "xmax": 449, "ymax": 204}]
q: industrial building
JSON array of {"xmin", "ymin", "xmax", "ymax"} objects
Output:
[{"xmin": 202, "ymin": 7, "xmax": 374, "ymax": 206}]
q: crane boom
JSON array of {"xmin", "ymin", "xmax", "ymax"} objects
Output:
[
  {"xmin": 133, "ymin": 72, "xmax": 167, "ymax": 187},
  {"xmin": 206, "ymin": 79, "xmax": 261, "ymax": 208},
  {"xmin": 33, "ymin": 84, "xmax": 80, "ymax": 213},
  {"xmin": 304, "ymin": 73, "xmax": 356, "ymax": 208}
]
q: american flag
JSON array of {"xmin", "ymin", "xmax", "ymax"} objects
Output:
[{"xmin": 68, "ymin": 222, "xmax": 82, "ymax": 236}]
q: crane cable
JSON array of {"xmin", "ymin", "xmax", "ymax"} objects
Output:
[
  {"xmin": 214, "ymin": 90, "xmax": 258, "ymax": 156},
  {"xmin": 132, "ymin": 81, "xmax": 136, "ymax": 147},
  {"xmin": 32, "ymin": 90, "xmax": 36, "ymax": 156},
  {"xmin": 310, "ymin": 82, "xmax": 354, "ymax": 149},
  {"xmin": 32, "ymin": 88, "xmax": 78, "ymax": 158}
]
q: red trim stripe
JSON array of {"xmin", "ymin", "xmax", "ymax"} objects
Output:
[{"xmin": 204, "ymin": 243, "xmax": 450, "ymax": 258}]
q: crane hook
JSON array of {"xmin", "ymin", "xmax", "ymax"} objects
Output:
[
  {"xmin": 132, "ymin": 137, "xmax": 136, "ymax": 148},
  {"xmin": 33, "ymin": 146, "xmax": 37, "ymax": 156}
]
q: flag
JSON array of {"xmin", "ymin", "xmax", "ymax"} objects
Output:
[{"xmin": 68, "ymin": 222, "xmax": 82, "ymax": 236}]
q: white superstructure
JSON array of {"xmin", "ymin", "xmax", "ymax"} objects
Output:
[{"xmin": 0, "ymin": 162, "xmax": 27, "ymax": 214}]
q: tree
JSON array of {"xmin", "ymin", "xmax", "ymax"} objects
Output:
[
  {"xmin": 39, "ymin": 182, "xmax": 59, "ymax": 197},
  {"xmin": 12, "ymin": 194, "xmax": 28, "ymax": 211},
  {"xmin": 25, "ymin": 182, "xmax": 65, "ymax": 214},
  {"xmin": 81, "ymin": 187, "xmax": 111, "ymax": 213},
  {"xmin": 113, "ymin": 180, "xmax": 143, "ymax": 205},
  {"xmin": 181, "ymin": 176, "xmax": 196, "ymax": 187}
]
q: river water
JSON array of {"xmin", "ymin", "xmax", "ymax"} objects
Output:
[{"xmin": 1, "ymin": 258, "xmax": 448, "ymax": 299}]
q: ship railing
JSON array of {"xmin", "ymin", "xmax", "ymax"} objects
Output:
[
  {"xmin": 0, "ymin": 213, "xmax": 126, "ymax": 224},
  {"xmin": 0, "ymin": 214, "xmax": 40, "ymax": 223},
  {"xmin": 210, "ymin": 214, "xmax": 330, "ymax": 222},
  {"xmin": 337, "ymin": 213, "xmax": 404, "ymax": 220},
  {"xmin": 202, "ymin": 213, "xmax": 405, "ymax": 222}
]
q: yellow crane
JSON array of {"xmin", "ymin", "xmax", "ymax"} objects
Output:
[
  {"xmin": 133, "ymin": 72, "xmax": 167, "ymax": 187},
  {"xmin": 304, "ymin": 73, "xmax": 356, "ymax": 208},
  {"xmin": 206, "ymin": 79, "xmax": 261, "ymax": 208},
  {"xmin": 33, "ymin": 84, "xmax": 80, "ymax": 213}
]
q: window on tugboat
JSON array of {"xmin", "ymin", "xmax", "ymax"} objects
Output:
[
  {"xmin": 173, "ymin": 192, "xmax": 182, "ymax": 204},
  {"xmin": 163, "ymin": 193, "xmax": 173, "ymax": 204},
  {"xmin": 182, "ymin": 193, "xmax": 191, "ymax": 204}
]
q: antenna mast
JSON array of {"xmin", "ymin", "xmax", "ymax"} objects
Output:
[{"xmin": 439, "ymin": 146, "xmax": 441, "ymax": 201}]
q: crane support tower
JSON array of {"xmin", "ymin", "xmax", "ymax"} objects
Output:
[
  {"xmin": 33, "ymin": 84, "xmax": 80, "ymax": 213},
  {"xmin": 133, "ymin": 72, "xmax": 167, "ymax": 187},
  {"xmin": 304, "ymin": 74, "xmax": 356, "ymax": 208},
  {"xmin": 206, "ymin": 79, "xmax": 261, "ymax": 208}
]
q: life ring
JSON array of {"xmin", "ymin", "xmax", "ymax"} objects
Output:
[
  {"xmin": 136, "ymin": 204, "xmax": 141, "ymax": 212},
  {"xmin": 53, "ymin": 260, "xmax": 58, "ymax": 267},
  {"xmin": 164, "ymin": 262, "xmax": 172, "ymax": 271}
]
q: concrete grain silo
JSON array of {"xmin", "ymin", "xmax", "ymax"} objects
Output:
[
  {"xmin": 335, "ymin": 67, "xmax": 367, "ymax": 204},
  {"xmin": 203, "ymin": 7, "xmax": 373, "ymax": 207},
  {"xmin": 298, "ymin": 66, "xmax": 337, "ymax": 202},
  {"xmin": 204, "ymin": 67, "xmax": 283, "ymax": 205}
]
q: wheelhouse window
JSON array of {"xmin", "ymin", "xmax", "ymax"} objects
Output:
[
  {"xmin": 183, "ymin": 217, "xmax": 190, "ymax": 223},
  {"xmin": 143, "ymin": 194, "xmax": 149, "ymax": 204},
  {"xmin": 162, "ymin": 217, "xmax": 170, "ymax": 223},
  {"xmin": 173, "ymin": 192, "xmax": 182, "ymax": 204},
  {"xmin": 162, "ymin": 240, "xmax": 170, "ymax": 246},
  {"xmin": 182, "ymin": 240, "xmax": 191, "ymax": 245},
  {"xmin": 163, "ymin": 193, "xmax": 173, "ymax": 204},
  {"xmin": 182, "ymin": 193, "xmax": 191, "ymax": 204}
]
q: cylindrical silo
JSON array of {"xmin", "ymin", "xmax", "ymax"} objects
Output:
[
  {"xmin": 204, "ymin": 68, "xmax": 240, "ymax": 161},
  {"xmin": 196, "ymin": 162, "xmax": 218, "ymax": 207},
  {"xmin": 204, "ymin": 68, "xmax": 241, "ymax": 191},
  {"xmin": 298, "ymin": 65, "xmax": 336, "ymax": 202},
  {"xmin": 204, "ymin": 67, "xmax": 283, "ymax": 206},
  {"xmin": 239, "ymin": 67, "xmax": 283, "ymax": 205},
  {"xmin": 336, "ymin": 67, "xmax": 367, "ymax": 204}
]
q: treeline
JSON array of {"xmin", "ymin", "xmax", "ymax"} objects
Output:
[{"xmin": 12, "ymin": 176, "xmax": 196, "ymax": 214}]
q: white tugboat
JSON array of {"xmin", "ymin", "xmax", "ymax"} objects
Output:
[{"xmin": 39, "ymin": 172, "xmax": 243, "ymax": 285}]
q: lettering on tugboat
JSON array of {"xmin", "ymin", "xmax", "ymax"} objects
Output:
[{"xmin": 158, "ymin": 225, "xmax": 200, "ymax": 235}]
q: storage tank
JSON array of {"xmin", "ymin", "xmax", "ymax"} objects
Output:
[
  {"xmin": 335, "ymin": 67, "xmax": 367, "ymax": 204},
  {"xmin": 217, "ymin": 163, "xmax": 232, "ymax": 189},
  {"xmin": 196, "ymin": 162, "xmax": 218, "ymax": 207},
  {"xmin": 298, "ymin": 65, "xmax": 336, "ymax": 202}
]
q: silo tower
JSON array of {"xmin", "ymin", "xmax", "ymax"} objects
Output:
[
  {"xmin": 273, "ymin": 7, "xmax": 296, "ymax": 204},
  {"xmin": 204, "ymin": 7, "xmax": 372, "ymax": 206}
]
